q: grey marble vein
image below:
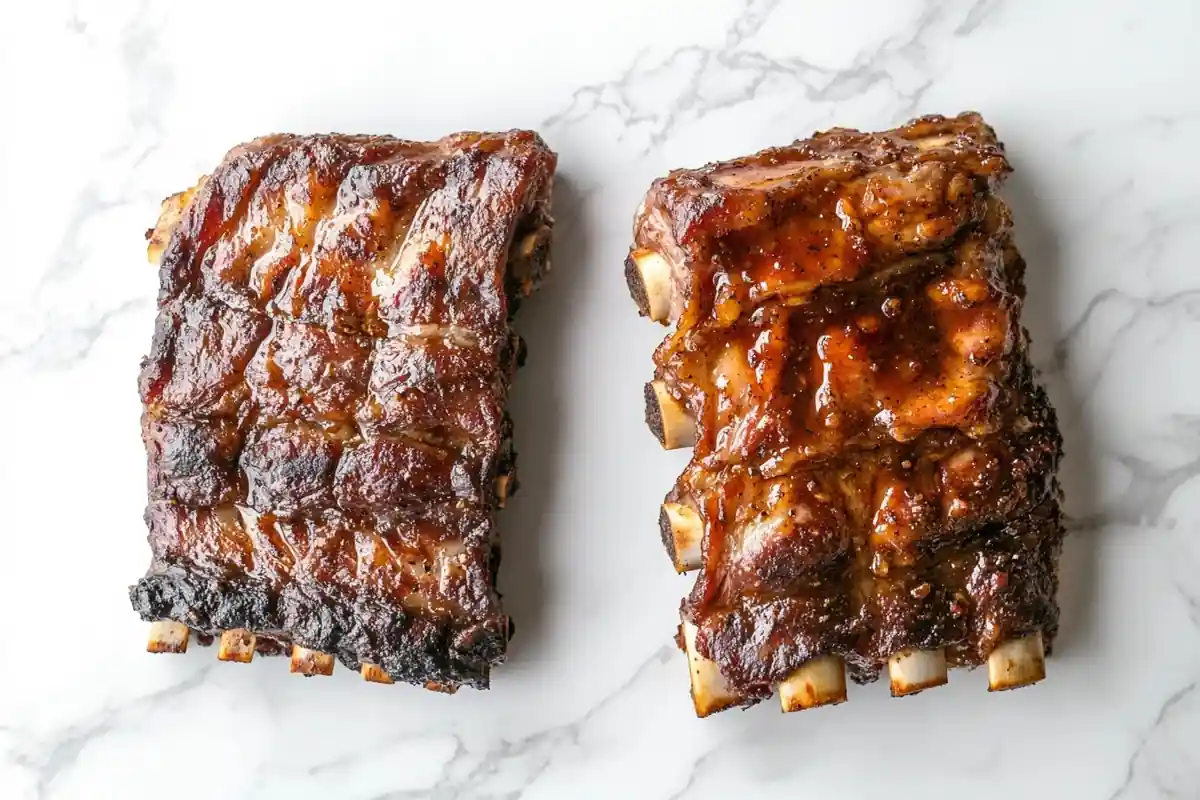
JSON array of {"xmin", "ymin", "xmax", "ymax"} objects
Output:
[
  {"xmin": 1173, "ymin": 580, "xmax": 1200, "ymax": 628},
  {"xmin": 662, "ymin": 742, "xmax": 723, "ymax": 800},
  {"xmin": 953, "ymin": 0, "xmax": 1004, "ymax": 36},
  {"xmin": 13, "ymin": 3, "xmax": 172, "ymax": 374},
  {"xmin": 407, "ymin": 646, "xmax": 673, "ymax": 799},
  {"xmin": 545, "ymin": 0, "xmax": 999, "ymax": 151},
  {"xmin": 0, "ymin": 297, "xmax": 151, "ymax": 370},
  {"xmin": 1040, "ymin": 287, "xmax": 1200, "ymax": 413},
  {"xmin": 5, "ymin": 1, "xmax": 1200, "ymax": 797},
  {"xmin": 289, "ymin": 646, "xmax": 675, "ymax": 800},
  {"xmin": 1106, "ymin": 681, "xmax": 1199, "ymax": 800},
  {"xmin": 5, "ymin": 667, "xmax": 216, "ymax": 800}
]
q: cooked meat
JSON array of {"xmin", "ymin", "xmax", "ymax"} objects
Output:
[
  {"xmin": 626, "ymin": 113, "xmax": 1008, "ymax": 328},
  {"xmin": 652, "ymin": 223, "xmax": 1026, "ymax": 477},
  {"xmin": 693, "ymin": 496, "xmax": 1063, "ymax": 702},
  {"xmin": 662, "ymin": 379, "xmax": 1060, "ymax": 573},
  {"xmin": 627, "ymin": 113, "xmax": 1064, "ymax": 715},
  {"xmin": 131, "ymin": 131, "xmax": 556, "ymax": 690}
]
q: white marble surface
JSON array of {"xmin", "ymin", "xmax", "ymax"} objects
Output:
[{"xmin": 2, "ymin": 1, "xmax": 1198, "ymax": 797}]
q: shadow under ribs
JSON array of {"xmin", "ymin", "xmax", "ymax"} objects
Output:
[
  {"xmin": 627, "ymin": 113, "xmax": 1063, "ymax": 716},
  {"xmin": 132, "ymin": 130, "xmax": 556, "ymax": 690}
]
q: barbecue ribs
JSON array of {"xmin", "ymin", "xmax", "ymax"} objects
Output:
[
  {"xmin": 625, "ymin": 113, "xmax": 1063, "ymax": 715},
  {"xmin": 131, "ymin": 130, "xmax": 556, "ymax": 690}
]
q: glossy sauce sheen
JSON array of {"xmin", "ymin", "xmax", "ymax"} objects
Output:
[
  {"xmin": 131, "ymin": 131, "xmax": 556, "ymax": 689},
  {"xmin": 658, "ymin": 225, "xmax": 1023, "ymax": 475},
  {"xmin": 631, "ymin": 114, "xmax": 1064, "ymax": 701}
]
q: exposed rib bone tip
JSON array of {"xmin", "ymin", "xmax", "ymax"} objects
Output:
[
  {"xmin": 987, "ymin": 633, "xmax": 1045, "ymax": 691},
  {"xmin": 290, "ymin": 645, "xmax": 335, "ymax": 677},
  {"xmin": 682, "ymin": 619, "xmax": 742, "ymax": 717},
  {"xmin": 628, "ymin": 248, "xmax": 673, "ymax": 323},
  {"xmin": 147, "ymin": 620, "xmax": 190, "ymax": 654},
  {"xmin": 361, "ymin": 663, "xmax": 393, "ymax": 684},
  {"xmin": 888, "ymin": 648, "xmax": 949, "ymax": 696},
  {"xmin": 645, "ymin": 380, "xmax": 696, "ymax": 450},
  {"xmin": 217, "ymin": 629, "xmax": 257, "ymax": 663},
  {"xmin": 424, "ymin": 681, "xmax": 459, "ymax": 695},
  {"xmin": 661, "ymin": 502, "xmax": 703, "ymax": 573},
  {"xmin": 495, "ymin": 474, "xmax": 512, "ymax": 508},
  {"xmin": 518, "ymin": 226, "xmax": 551, "ymax": 262},
  {"xmin": 146, "ymin": 179, "xmax": 203, "ymax": 265},
  {"xmin": 913, "ymin": 133, "xmax": 956, "ymax": 151},
  {"xmin": 778, "ymin": 655, "xmax": 848, "ymax": 712}
]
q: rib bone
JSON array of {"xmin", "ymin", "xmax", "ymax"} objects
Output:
[
  {"xmin": 626, "ymin": 248, "xmax": 674, "ymax": 323},
  {"xmin": 424, "ymin": 681, "xmax": 460, "ymax": 694},
  {"xmin": 146, "ymin": 179, "xmax": 205, "ymax": 265},
  {"xmin": 290, "ymin": 645, "xmax": 335, "ymax": 676},
  {"xmin": 888, "ymin": 648, "xmax": 948, "ymax": 696},
  {"xmin": 361, "ymin": 663, "xmax": 394, "ymax": 684},
  {"xmin": 987, "ymin": 633, "xmax": 1045, "ymax": 691},
  {"xmin": 217, "ymin": 629, "xmax": 256, "ymax": 663},
  {"xmin": 778, "ymin": 656, "xmax": 848, "ymax": 712},
  {"xmin": 645, "ymin": 380, "xmax": 696, "ymax": 450},
  {"xmin": 681, "ymin": 619, "xmax": 742, "ymax": 717},
  {"xmin": 511, "ymin": 226, "xmax": 553, "ymax": 295},
  {"xmin": 495, "ymin": 474, "xmax": 513, "ymax": 509},
  {"xmin": 146, "ymin": 620, "xmax": 190, "ymax": 653},
  {"xmin": 661, "ymin": 502, "xmax": 703, "ymax": 572}
]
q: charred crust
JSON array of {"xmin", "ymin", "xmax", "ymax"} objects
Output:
[
  {"xmin": 505, "ymin": 203, "xmax": 555, "ymax": 308},
  {"xmin": 495, "ymin": 415, "xmax": 517, "ymax": 479},
  {"xmin": 131, "ymin": 570, "xmax": 277, "ymax": 634},
  {"xmin": 624, "ymin": 252, "xmax": 651, "ymax": 317},
  {"xmin": 130, "ymin": 570, "xmax": 503, "ymax": 689},
  {"xmin": 659, "ymin": 503, "xmax": 678, "ymax": 566},
  {"xmin": 133, "ymin": 132, "xmax": 556, "ymax": 692},
  {"xmin": 643, "ymin": 381, "xmax": 667, "ymax": 447}
]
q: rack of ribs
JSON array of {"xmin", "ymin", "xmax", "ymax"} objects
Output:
[
  {"xmin": 625, "ymin": 113, "xmax": 1063, "ymax": 716},
  {"xmin": 130, "ymin": 130, "xmax": 556, "ymax": 691}
]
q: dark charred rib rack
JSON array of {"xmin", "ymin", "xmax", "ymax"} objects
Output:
[
  {"xmin": 625, "ymin": 113, "xmax": 1063, "ymax": 716},
  {"xmin": 131, "ymin": 131, "xmax": 556, "ymax": 691}
]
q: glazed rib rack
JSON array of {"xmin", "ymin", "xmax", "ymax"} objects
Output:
[
  {"xmin": 625, "ymin": 113, "xmax": 1063, "ymax": 716},
  {"xmin": 131, "ymin": 130, "xmax": 555, "ymax": 691}
]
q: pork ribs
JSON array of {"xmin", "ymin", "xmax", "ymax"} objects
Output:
[
  {"xmin": 626, "ymin": 113, "xmax": 1063, "ymax": 716},
  {"xmin": 131, "ymin": 130, "xmax": 556, "ymax": 690}
]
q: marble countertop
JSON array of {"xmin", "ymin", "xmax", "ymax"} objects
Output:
[{"xmin": 2, "ymin": 1, "xmax": 1198, "ymax": 797}]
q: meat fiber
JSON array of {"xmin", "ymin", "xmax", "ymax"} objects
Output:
[
  {"xmin": 131, "ymin": 130, "xmax": 555, "ymax": 690},
  {"xmin": 627, "ymin": 113, "xmax": 1063, "ymax": 715}
]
